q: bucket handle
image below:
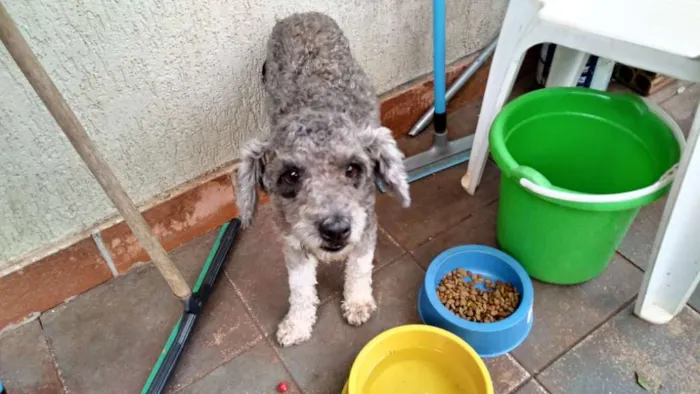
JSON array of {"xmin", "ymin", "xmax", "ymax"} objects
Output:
[
  {"xmin": 518, "ymin": 97, "xmax": 684, "ymax": 204},
  {"xmin": 519, "ymin": 164, "xmax": 679, "ymax": 204},
  {"xmin": 642, "ymin": 96, "xmax": 686, "ymax": 148}
]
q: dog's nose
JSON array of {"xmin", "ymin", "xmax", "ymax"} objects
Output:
[{"xmin": 318, "ymin": 217, "xmax": 351, "ymax": 244}]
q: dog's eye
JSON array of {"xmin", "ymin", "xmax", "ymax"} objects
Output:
[
  {"xmin": 280, "ymin": 169, "xmax": 301, "ymax": 185},
  {"xmin": 345, "ymin": 163, "xmax": 362, "ymax": 179}
]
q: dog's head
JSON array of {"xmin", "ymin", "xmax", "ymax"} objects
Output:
[{"xmin": 236, "ymin": 112, "xmax": 410, "ymax": 255}]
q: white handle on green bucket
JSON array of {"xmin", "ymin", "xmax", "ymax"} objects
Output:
[
  {"xmin": 520, "ymin": 164, "xmax": 679, "ymax": 204},
  {"xmin": 643, "ymin": 96, "xmax": 687, "ymax": 148},
  {"xmin": 518, "ymin": 97, "xmax": 685, "ymax": 204}
]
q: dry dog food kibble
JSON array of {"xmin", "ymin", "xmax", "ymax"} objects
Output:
[{"xmin": 436, "ymin": 268, "xmax": 520, "ymax": 323}]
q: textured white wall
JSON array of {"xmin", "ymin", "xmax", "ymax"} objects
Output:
[{"xmin": 0, "ymin": 0, "xmax": 506, "ymax": 270}]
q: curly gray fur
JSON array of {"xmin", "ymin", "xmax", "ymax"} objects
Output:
[{"xmin": 236, "ymin": 12, "xmax": 410, "ymax": 346}]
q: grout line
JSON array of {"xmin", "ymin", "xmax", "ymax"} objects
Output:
[
  {"xmin": 223, "ymin": 270, "xmax": 270, "ymax": 338},
  {"xmin": 616, "ymin": 242, "xmax": 700, "ymax": 314},
  {"xmin": 407, "ymin": 251, "xmax": 427, "ymax": 273},
  {"xmin": 376, "ymin": 226, "xmax": 405, "ymax": 255},
  {"xmin": 615, "ymin": 251, "xmax": 699, "ymax": 314},
  {"xmin": 92, "ymin": 232, "xmax": 119, "ymax": 277},
  {"xmin": 37, "ymin": 318, "xmax": 69, "ymax": 393},
  {"xmin": 688, "ymin": 302, "xmax": 700, "ymax": 314},
  {"xmin": 508, "ymin": 377, "xmax": 533, "ymax": 394},
  {"xmin": 223, "ymin": 271, "xmax": 280, "ymax": 340},
  {"xmin": 374, "ymin": 236, "xmax": 410, "ymax": 272},
  {"xmin": 533, "ymin": 377, "xmax": 553, "ymax": 394},
  {"xmin": 405, "ymin": 209, "xmax": 476, "ymax": 252},
  {"xmin": 375, "ymin": 169, "xmax": 501, "ymax": 256},
  {"xmin": 171, "ymin": 337, "xmax": 264, "ymax": 393},
  {"xmin": 321, "ymin": 251, "xmax": 411, "ymax": 306},
  {"xmin": 0, "ymin": 312, "xmax": 40, "ymax": 338},
  {"xmin": 528, "ymin": 297, "xmax": 637, "ymax": 377},
  {"xmin": 507, "ymin": 376, "xmax": 553, "ymax": 394},
  {"xmin": 379, "ymin": 252, "xmax": 410, "ymax": 271},
  {"xmin": 405, "ymin": 196, "xmax": 500, "ymax": 260},
  {"xmin": 614, "ymin": 250, "xmax": 645, "ymax": 273},
  {"xmin": 497, "ymin": 353, "xmax": 531, "ymax": 394},
  {"xmin": 222, "ymin": 271, "xmax": 305, "ymax": 392},
  {"xmin": 258, "ymin": 331, "xmax": 306, "ymax": 393},
  {"xmin": 172, "ymin": 274, "xmax": 266, "ymax": 393}
]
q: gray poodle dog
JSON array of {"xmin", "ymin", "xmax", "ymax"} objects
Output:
[{"xmin": 236, "ymin": 12, "xmax": 410, "ymax": 347}]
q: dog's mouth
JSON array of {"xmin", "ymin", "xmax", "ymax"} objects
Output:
[{"xmin": 320, "ymin": 243, "xmax": 347, "ymax": 253}]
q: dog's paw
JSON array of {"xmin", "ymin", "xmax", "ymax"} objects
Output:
[
  {"xmin": 276, "ymin": 316, "xmax": 313, "ymax": 347},
  {"xmin": 342, "ymin": 297, "xmax": 377, "ymax": 326}
]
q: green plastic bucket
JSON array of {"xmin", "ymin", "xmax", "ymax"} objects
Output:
[{"xmin": 490, "ymin": 87, "xmax": 683, "ymax": 284}]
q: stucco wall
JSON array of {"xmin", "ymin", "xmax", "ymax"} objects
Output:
[{"xmin": 0, "ymin": 0, "xmax": 506, "ymax": 271}]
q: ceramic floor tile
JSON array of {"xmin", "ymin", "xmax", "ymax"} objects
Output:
[
  {"xmin": 397, "ymin": 78, "xmax": 536, "ymax": 158},
  {"xmin": 166, "ymin": 277, "xmax": 262, "ymax": 391},
  {"xmin": 227, "ymin": 203, "xmax": 405, "ymax": 336},
  {"xmin": 510, "ymin": 255, "xmax": 642, "ymax": 374},
  {"xmin": 411, "ymin": 200, "xmax": 499, "ymax": 270},
  {"xmin": 377, "ymin": 83, "xmax": 509, "ymax": 253},
  {"xmin": 377, "ymin": 161, "xmax": 500, "ymax": 251},
  {"xmin": 40, "ymin": 231, "xmax": 260, "ymax": 393},
  {"xmin": 617, "ymin": 198, "xmax": 700, "ymax": 312},
  {"xmin": 483, "ymin": 354, "xmax": 530, "ymax": 394},
  {"xmin": 650, "ymin": 80, "xmax": 696, "ymax": 105},
  {"xmin": 40, "ymin": 265, "xmax": 181, "ymax": 394},
  {"xmin": 0, "ymin": 320, "xmax": 63, "ymax": 393},
  {"xmin": 179, "ymin": 340, "xmax": 300, "ymax": 394},
  {"xmin": 277, "ymin": 256, "xmax": 424, "ymax": 394},
  {"xmin": 659, "ymin": 83, "xmax": 700, "ymax": 135},
  {"xmin": 513, "ymin": 379, "xmax": 549, "ymax": 394},
  {"xmin": 538, "ymin": 305, "xmax": 700, "ymax": 394},
  {"xmin": 618, "ymin": 198, "xmax": 665, "ymax": 271},
  {"xmin": 396, "ymin": 99, "xmax": 481, "ymax": 158}
]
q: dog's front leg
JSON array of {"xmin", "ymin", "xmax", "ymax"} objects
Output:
[
  {"xmin": 277, "ymin": 243, "xmax": 319, "ymax": 347},
  {"xmin": 342, "ymin": 243, "xmax": 377, "ymax": 326}
]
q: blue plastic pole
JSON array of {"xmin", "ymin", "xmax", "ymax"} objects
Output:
[{"xmin": 433, "ymin": 0, "xmax": 447, "ymax": 132}]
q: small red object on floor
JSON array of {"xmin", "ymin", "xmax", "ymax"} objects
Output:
[{"xmin": 277, "ymin": 382, "xmax": 288, "ymax": 393}]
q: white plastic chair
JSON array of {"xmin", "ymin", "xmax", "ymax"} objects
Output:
[{"xmin": 462, "ymin": 0, "xmax": 700, "ymax": 324}]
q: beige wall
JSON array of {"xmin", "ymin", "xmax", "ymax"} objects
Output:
[{"xmin": 0, "ymin": 0, "xmax": 506, "ymax": 273}]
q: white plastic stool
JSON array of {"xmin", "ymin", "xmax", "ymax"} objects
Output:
[
  {"xmin": 635, "ymin": 104, "xmax": 700, "ymax": 324},
  {"xmin": 462, "ymin": 0, "xmax": 700, "ymax": 324}
]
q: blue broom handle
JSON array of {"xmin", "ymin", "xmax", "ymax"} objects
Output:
[{"xmin": 433, "ymin": 0, "xmax": 446, "ymax": 115}]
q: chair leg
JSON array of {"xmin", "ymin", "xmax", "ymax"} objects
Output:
[
  {"xmin": 462, "ymin": 0, "xmax": 542, "ymax": 195},
  {"xmin": 589, "ymin": 58, "xmax": 615, "ymax": 91},
  {"xmin": 544, "ymin": 45, "xmax": 589, "ymax": 87},
  {"xmin": 461, "ymin": 38, "xmax": 529, "ymax": 195},
  {"xmin": 635, "ymin": 103, "xmax": 700, "ymax": 324},
  {"xmin": 462, "ymin": 44, "xmax": 527, "ymax": 195}
]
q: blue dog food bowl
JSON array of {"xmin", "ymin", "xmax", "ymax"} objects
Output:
[{"xmin": 418, "ymin": 245, "xmax": 534, "ymax": 358}]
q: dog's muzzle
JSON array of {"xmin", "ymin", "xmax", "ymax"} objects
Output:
[{"xmin": 318, "ymin": 216, "xmax": 351, "ymax": 252}]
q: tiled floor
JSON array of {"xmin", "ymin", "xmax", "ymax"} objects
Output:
[{"xmin": 2, "ymin": 80, "xmax": 699, "ymax": 394}]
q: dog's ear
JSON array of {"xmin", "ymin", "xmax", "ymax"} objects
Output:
[
  {"xmin": 361, "ymin": 126, "xmax": 411, "ymax": 207},
  {"xmin": 236, "ymin": 137, "xmax": 271, "ymax": 227}
]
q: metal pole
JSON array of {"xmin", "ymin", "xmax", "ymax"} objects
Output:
[
  {"xmin": 0, "ymin": 2, "xmax": 191, "ymax": 300},
  {"xmin": 408, "ymin": 38, "xmax": 498, "ymax": 137}
]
